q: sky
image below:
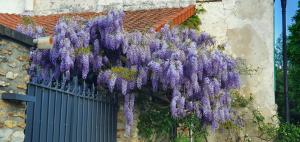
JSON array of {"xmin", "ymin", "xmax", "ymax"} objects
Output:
[{"xmin": 275, "ymin": 0, "xmax": 299, "ymax": 41}]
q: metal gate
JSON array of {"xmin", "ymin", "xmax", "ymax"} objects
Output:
[{"xmin": 24, "ymin": 78, "xmax": 118, "ymax": 142}]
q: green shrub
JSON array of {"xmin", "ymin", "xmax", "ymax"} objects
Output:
[{"xmin": 275, "ymin": 123, "xmax": 300, "ymax": 142}]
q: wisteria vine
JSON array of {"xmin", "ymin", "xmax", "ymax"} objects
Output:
[{"xmin": 17, "ymin": 11, "xmax": 240, "ymax": 136}]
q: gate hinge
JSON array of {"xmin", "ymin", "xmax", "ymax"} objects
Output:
[{"xmin": 1, "ymin": 93, "xmax": 35, "ymax": 102}]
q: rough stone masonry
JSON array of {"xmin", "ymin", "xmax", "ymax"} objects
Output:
[{"xmin": 0, "ymin": 38, "xmax": 30, "ymax": 142}]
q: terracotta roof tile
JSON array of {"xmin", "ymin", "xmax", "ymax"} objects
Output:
[{"xmin": 0, "ymin": 5, "xmax": 195, "ymax": 35}]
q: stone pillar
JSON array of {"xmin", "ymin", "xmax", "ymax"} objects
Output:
[{"xmin": 0, "ymin": 39, "xmax": 30, "ymax": 142}]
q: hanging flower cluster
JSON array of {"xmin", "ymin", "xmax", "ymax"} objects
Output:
[
  {"xmin": 17, "ymin": 10, "xmax": 240, "ymax": 135},
  {"xmin": 16, "ymin": 24, "xmax": 45, "ymax": 38}
]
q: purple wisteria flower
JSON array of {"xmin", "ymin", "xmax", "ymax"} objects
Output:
[{"xmin": 20, "ymin": 10, "xmax": 241, "ymax": 133}]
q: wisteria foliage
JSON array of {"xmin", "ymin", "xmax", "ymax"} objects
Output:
[{"xmin": 17, "ymin": 11, "xmax": 240, "ymax": 135}]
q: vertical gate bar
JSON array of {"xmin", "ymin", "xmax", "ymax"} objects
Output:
[
  {"xmin": 104, "ymin": 97, "xmax": 107, "ymax": 142},
  {"xmin": 86, "ymin": 97, "xmax": 91, "ymax": 142},
  {"xmin": 91, "ymin": 86, "xmax": 96, "ymax": 142},
  {"xmin": 112, "ymin": 95, "xmax": 114, "ymax": 142},
  {"xmin": 113, "ymin": 100, "xmax": 115, "ymax": 142},
  {"xmin": 32, "ymin": 86, "xmax": 42, "ymax": 142},
  {"xmin": 69, "ymin": 93, "xmax": 76, "ymax": 142},
  {"xmin": 88, "ymin": 97, "xmax": 91, "ymax": 142},
  {"xmin": 52, "ymin": 89, "xmax": 58, "ymax": 142},
  {"xmin": 110, "ymin": 94, "xmax": 114, "ymax": 142},
  {"xmin": 100, "ymin": 94, "xmax": 105, "ymax": 142},
  {"xmin": 106, "ymin": 96, "xmax": 109, "ymax": 142},
  {"xmin": 72, "ymin": 90, "xmax": 79, "ymax": 142},
  {"xmin": 53, "ymin": 90, "xmax": 62, "ymax": 142},
  {"xmin": 76, "ymin": 93, "xmax": 80, "ymax": 142},
  {"xmin": 113, "ymin": 102, "xmax": 116, "ymax": 142},
  {"xmin": 113, "ymin": 95, "xmax": 118, "ymax": 142},
  {"xmin": 107, "ymin": 98, "xmax": 110, "ymax": 142},
  {"xmin": 24, "ymin": 84, "xmax": 36, "ymax": 142},
  {"xmin": 114, "ymin": 94, "xmax": 118, "ymax": 142},
  {"xmin": 102, "ymin": 97, "xmax": 105, "ymax": 142},
  {"xmin": 97, "ymin": 96, "xmax": 100, "ymax": 142},
  {"xmin": 94, "ymin": 97, "xmax": 97, "ymax": 142},
  {"xmin": 102, "ymin": 95, "xmax": 105, "ymax": 142},
  {"xmin": 108, "ymin": 99, "xmax": 112, "ymax": 142},
  {"xmin": 111, "ymin": 96, "xmax": 114, "ymax": 142},
  {"xmin": 101, "ymin": 95, "xmax": 104, "ymax": 142},
  {"xmin": 88, "ymin": 98, "xmax": 95, "ymax": 142},
  {"xmin": 95, "ymin": 95, "xmax": 99, "ymax": 142},
  {"xmin": 87, "ymin": 96, "xmax": 92, "ymax": 142},
  {"xmin": 59, "ymin": 92, "xmax": 67, "ymax": 142},
  {"xmin": 108, "ymin": 99, "xmax": 111, "ymax": 142},
  {"xmin": 76, "ymin": 96, "xmax": 80, "ymax": 142},
  {"xmin": 95, "ymin": 100, "xmax": 98, "ymax": 142},
  {"xmin": 108, "ymin": 96, "xmax": 111, "ymax": 142},
  {"xmin": 64, "ymin": 94, "xmax": 72, "ymax": 142},
  {"xmin": 112, "ymin": 96, "xmax": 114, "ymax": 142},
  {"xmin": 82, "ymin": 97, "xmax": 87, "ymax": 142},
  {"xmin": 96, "ymin": 96, "xmax": 100, "ymax": 142},
  {"xmin": 47, "ymin": 89, "xmax": 56, "ymax": 142},
  {"xmin": 91, "ymin": 96, "xmax": 96, "ymax": 142},
  {"xmin": 107, "ymin": 99, "xmax": 109, "ymax": 142},
  {"xmin": 112, "ymin": 95, "xmax": 115, "ymax": 142},
  {"xmin": 90, "ymin": 96, "xmax": 96, "ymax": 142},
  {"xmin": 39, "ymin": 87, "xmax": 49, "ymax": 142},
  {"xmin": 78, "ymin": 96, "xmax": 83, "ymax": 142}
]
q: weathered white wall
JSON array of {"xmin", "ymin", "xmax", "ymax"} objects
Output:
[
  {"xmin": 33, "ymin": 0, "xmax": 98, "ymax": 15},
  {"xmin": 114, "ymin": 0, "xmax": 194, "ymax": 11},
  {"xmin": 0, "ymin": 0, "xmax": 25, "ymax": 14},
  {"xmin": 199, "ymin": 0, "xmax": 275, "ymax": 141},
  {"xmin": 0, "ymin": 0, "xmax": 195, "ymax": 15}
]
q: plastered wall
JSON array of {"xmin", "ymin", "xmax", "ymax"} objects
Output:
[
  {"xmin": 0, "ymin": 0, "xmax": 195, "ymax": 15},
  {"xmin": 199, "ymin": 0, "xmax": 275, "ymax": 140},
  {"xmin": 0, "ymin": 0, "xmax": 25, "ymax": 14}
]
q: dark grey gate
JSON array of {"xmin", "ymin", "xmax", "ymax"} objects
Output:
[{"xmin": 24, "ymin": 78, "xmax": 118, "ymax": 142}]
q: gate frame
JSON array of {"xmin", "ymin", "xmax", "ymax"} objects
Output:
[{"xmin": 23, "ymin": 78, "xmax": 119, "ymax": 142}]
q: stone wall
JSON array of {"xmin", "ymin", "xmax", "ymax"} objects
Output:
[
  {"xmin": 199, "ymin": 0, "xmax": 275, "ymax": 141},
  {"xmin": 117, "ymin": 105, "xmax": 140, "ymax": 142},
  {"xmin": 0, "ymin": 39, "xmax": 30, "ymax": 142}
]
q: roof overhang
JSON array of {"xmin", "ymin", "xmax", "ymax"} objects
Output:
[{"xmin": 0, "ymin": 5, "xmax": 195, "ymax": 44}]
